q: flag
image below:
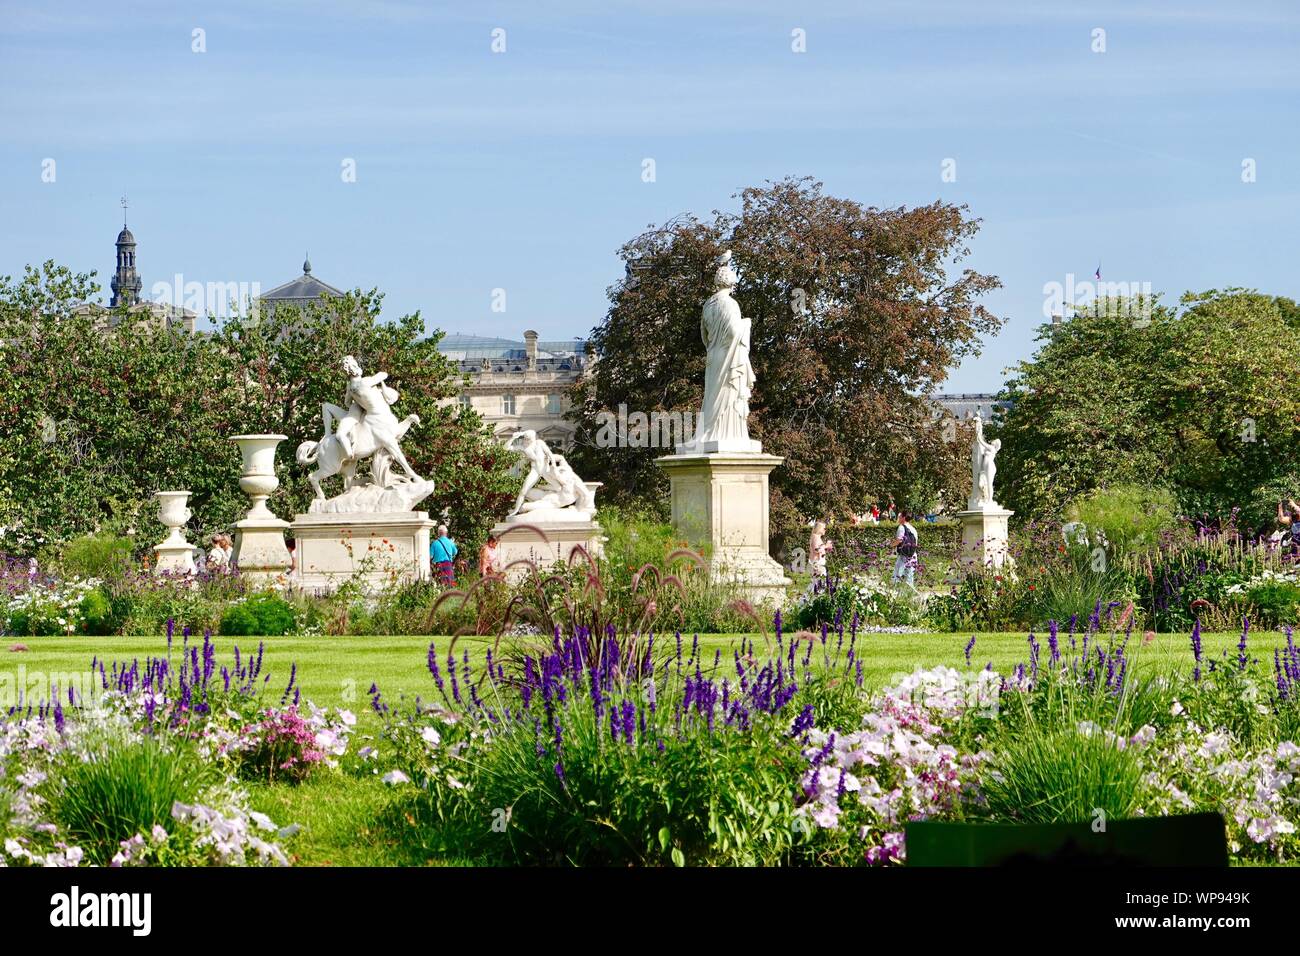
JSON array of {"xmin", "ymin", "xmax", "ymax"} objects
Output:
[{"xmin": 1094, "ymin": 263, "xmax": 1101, "ymax": 280}]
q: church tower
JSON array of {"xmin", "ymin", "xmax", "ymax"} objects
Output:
[{"xmin": 109, "ymin": 211, "xmax": 142, "ymax": 308}]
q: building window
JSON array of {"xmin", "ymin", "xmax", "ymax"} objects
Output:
[
  {"xmin": 458, "ymin": 394, "xmax": 471, "ymax": 411},
  {"xmin": 547, "ymin": 393, "xmax": 562, "ymax": 415},
  {"xmin": 502, "ymin": 394, "xmax": 516, "ymax": 416}
]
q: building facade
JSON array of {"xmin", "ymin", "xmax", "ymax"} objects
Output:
[
  {"xmin": 438, "ymin": 331, "xmax": 591, "ymax": 450},
  {"xmin": 928, "ymin": 392, "xmax": 1005, "ymax": 423}
]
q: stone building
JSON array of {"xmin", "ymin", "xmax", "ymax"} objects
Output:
[
  {"xmin": 75, "ymin": 220, "xmax": 196, "ymax": 332},
  {"xmin": 928, "ymin": 392, "xmax": 1005, "ymax": 423},
  {"xmin": 438, "ymin": 331, "xmax": 592, "ymax": 450},
  {"xmin": 259, "ymin": 257, "xmax": 345, "ymax": 318}
]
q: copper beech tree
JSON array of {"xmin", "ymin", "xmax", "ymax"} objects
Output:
[{"xmin": 569, "ymin": 177, "xmax": 1004, "ymax": 554}]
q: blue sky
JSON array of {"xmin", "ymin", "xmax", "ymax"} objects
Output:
[{"xmin": 2, "ymin": 0, "xmax": 1297, "ymax": 391}]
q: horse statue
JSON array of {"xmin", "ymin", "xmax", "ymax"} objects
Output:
[{"xmin": 296, "ymin": 355, "xmax": 423, "ymax": 502}]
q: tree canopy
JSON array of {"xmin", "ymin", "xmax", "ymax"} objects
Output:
[
  {"xmin": 993, "ymin": 289, "xmax": 1300, "ymax": 532},
  {"xmin": 0, "ymin": 261, "xmax": 515, "ymax": 558}
]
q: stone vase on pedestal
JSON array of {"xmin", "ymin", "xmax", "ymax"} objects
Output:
[
  {"xmin": 230, "ymin": 434, "xmax": 292, "ymax": 586},
  {"xmin": 153, "ymin": 490, "xmax": 197, "ymax": 576},
  {"xmin": 654, "ymin": 451, "xmax": 790, "ymax": 607},
  {"xmin": 955, "ymin": 506, "xmax": 1015, "ymax": 571}
]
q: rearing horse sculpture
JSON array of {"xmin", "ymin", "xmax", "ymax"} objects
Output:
[{"xmin": 296, "ymin": 355, "xmax": 423, "ymax": 501}]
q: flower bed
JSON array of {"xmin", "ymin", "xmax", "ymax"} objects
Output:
[{"xmin": 1, "ymin": 629, "xmax": 355, "ymax": 866}]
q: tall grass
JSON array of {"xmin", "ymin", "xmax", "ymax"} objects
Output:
[{"xmin": 50, "ymin": 733, "xmax": 214, "ymax": 864}]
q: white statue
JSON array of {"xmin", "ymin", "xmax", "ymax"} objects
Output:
[
  {"xmin": 296, "ymin": 355, "xmax": 433, "ymax": 513},
  {"xmin": 679, "ymin": 251, "xmax": 760, "ymax": 454},
  {"xmin": 506, "ymin": 430, "xmax": 596, "ymax": 521},
  {"xmin": 968, "ymin": 413, "xmax": 1002, "ymax": 510}
]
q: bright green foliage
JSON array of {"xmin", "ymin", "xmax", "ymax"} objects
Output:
[
  {"xmin": 219, "ymin": 592, "xmax": 299, "ymax": 637},
  {"xmin": 59, "ymin": 534, "xmax": 135, "ymax": 583},
  {"xmin": 1068, "ymin": 484, "xmax": 1180, "ymax": 557},
  {"xmin": 995, "ymin": 290, "xmax": 1300, "ymax": 524},
  {"xmin": 980, "ymin": 724, "xmax": 1148, "ymax": 825},
  {"xmin": 0, "ymin": 261, "xmax": 516, "ymax": 559}
]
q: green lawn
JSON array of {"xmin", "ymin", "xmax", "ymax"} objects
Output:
[
  {"xmin": 3, "ymin": 627, "xmax": 1286, "ymax": 866},
  {"xmin": 2, "ymin": 627, "xmax": 1282, "ymax": 723}
]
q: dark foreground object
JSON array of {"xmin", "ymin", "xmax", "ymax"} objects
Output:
[{"xmin": 906, "ymin": 812, "xmax": 1229, "ymax": 866}]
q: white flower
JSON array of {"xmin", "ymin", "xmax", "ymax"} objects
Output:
[
  {"xmin": 1170, "ymin": 700, "xmax": 1185, "ymax": 717},
  {"xmin": 421, "ymin": 727, "xmax": 442, "ymax": 747},
  {"xmin": 249, "ymin": 811, "xmax": 276, "ymax": 832},
  {"xmin": 382, "ymin": 770, "xmax": 410, "ymax": 786}
]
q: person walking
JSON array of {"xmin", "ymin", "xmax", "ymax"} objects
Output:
[
  {"xmin": 892, "ymin": 509, "xmax": 919, "ymax": 588},
  {"xmin": 431, "ymin": 524, "xmax": 458, "ymax": 586}
]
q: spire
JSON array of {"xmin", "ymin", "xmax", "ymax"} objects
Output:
[
  {"xmin": 110, "ymin": 204, "xmax": 141, "ymax": 308},
  {"xmin": 303, "ymin": 252, "xmax": 312, "ymax": 275}
]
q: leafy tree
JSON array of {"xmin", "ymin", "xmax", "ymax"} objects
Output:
[
  {"xmin": 0, "ymin": 261, "xmax": 514, "ymax": 559},
  {"xmin": 994, "ymin": 289, "xmax": 1300, "ymax": 531},
  {"xmin": 0, "ymin": 262, "xmax": 243, "ymax": 550},
  {"xmin": 569, "ymin": 177, "xmax": 1004, "ymax": 552}
]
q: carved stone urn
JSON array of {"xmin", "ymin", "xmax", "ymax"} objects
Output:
[
  {"xmin": 153, "ymin": 490, "xmax": 197, "ymax": 576},
  {"xmin": 229, "ymin": 434, "xmax": 292, "ymax": 584}
]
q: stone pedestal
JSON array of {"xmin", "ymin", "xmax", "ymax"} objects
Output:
[
  {"xmin": 230, "ymin": 435, "xmax": 293, "ymax": 586},
  {"xmin": 654, "ymin": 451, "xmax": 790, "ymax": 607},
  {"xmin": 956, "ymin": 506, "xmax": 1015, "ymax": 571},
  {"xmin": 291, "ymin": 511, "xmax": 435, "ymax": 594},
  {"xmin": 233, "ymin": 520, "xmax": 293, "ymax": 586},
  {"xmin": 490, "ymin": 515, "xmax": 604, "ymax": 581}
]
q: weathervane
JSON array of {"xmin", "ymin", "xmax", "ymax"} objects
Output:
[{"xmin": 120, "ymin": 195, "xmax": 129, "ymax": 225}]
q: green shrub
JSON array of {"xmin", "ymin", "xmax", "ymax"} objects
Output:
[
  {"xmin": 924, "ymin": 569, "xmax": 1031, "ymax": 631},
  {"xmin": 1220, "ymin": 573, "xmax": 1300, "ymax": 629},
  {"xmin": 1068, "ymin": 484, "xmax": 1179, "ymax": 557},
  {"xmin": 219, "ymin": 592, "xmax": 298, "ymax": 636},
  {"xmin": 1030, "ymin": 548, "xmax": 1140, "ymax": 629},
  {"xmin": 78, "ymin": 587, "xmax": 123, "ymax": 635},
  {"xmin": 59, "ymin": 533, "xmax": 135, "ymax": 582},
  {"xmin": 790, "ymin": 573, "xmax": 922, "ymax": 629},
  {"xmin": 49, "ymin": 735, "xmax": 213, "ymax": 865}
]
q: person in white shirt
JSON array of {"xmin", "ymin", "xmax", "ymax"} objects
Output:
[
  {"xmin": 892, "ymin": 510, "xmax": 919, "ymax": 588},
  {"xmin": 207, "ymin": 533, "xmax": 233, "ymax": 572},
  {"xmin": 808, "ymin": 521, "xmax": 833, "ymax": 578}
]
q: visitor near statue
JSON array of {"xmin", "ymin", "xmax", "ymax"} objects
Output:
[
  {"xmin": 431, "ymin": 524, "xmax": 458, "ymax": 586},
  {"xmin": 892, "ymin": 510, "xmax": 919, "ymax": 588},
  {"xmin": 808, "ymin": 520, "xmax": 832, "ymax": 578}
]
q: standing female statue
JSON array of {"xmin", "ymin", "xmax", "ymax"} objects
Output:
[
  {"xmin": 968, "ymin": 413, "xmax": 1002, "ymax": 509},
  {"xmin": 682, "ymin": 251, "xmax": 761, "ymax": 453}
]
